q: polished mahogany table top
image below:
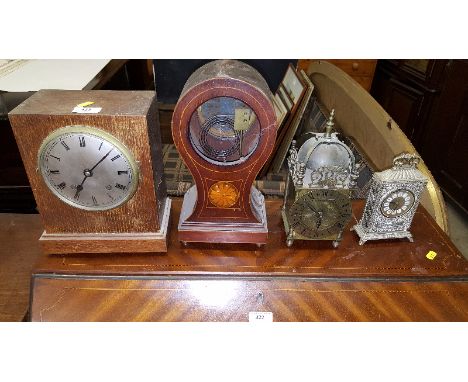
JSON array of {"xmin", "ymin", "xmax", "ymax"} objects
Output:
[
  {"xmin": 27, "ymin": 199, "xmax": 468, "ymax": 321},
  {"xmin": 34, "ymin": 199, "xmax": 468, "ymax": 280}
]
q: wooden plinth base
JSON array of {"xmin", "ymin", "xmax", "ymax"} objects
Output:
[
  {"xmin": 40, "ymin": 198, "xmax": 172, "ymax": 254},
  {"xmin": 178, "ymin": 186, "xmax": 268, "ymax": 245}
]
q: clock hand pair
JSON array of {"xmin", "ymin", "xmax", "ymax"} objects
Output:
[
  {"xmin": 74, "ymin": 148, "xmax": 114, "ymax": 199},
  {"xmin": 316, "ymin": 212, "xmax": 323, "ymax": 229},
  {"xmin": 306, "ymin": 201, "xmax": 324, "ymax": 229}
]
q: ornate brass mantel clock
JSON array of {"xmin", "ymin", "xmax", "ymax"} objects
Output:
[
  {"xmin": 172, "ymin": 60, "xmax": 277, "ymax": 245},
  {"xmin": 282, "ymin": 110, "xmax": 359, "ymax": 247},
  {"xmin": 9, "ymin": 90, "xmax": 171, "ymax": 254},
  {"xmin": 351, "ymin": 153, "xmax": 428, "ymax": 244}
]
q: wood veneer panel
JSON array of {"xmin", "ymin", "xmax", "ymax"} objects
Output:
[
  {"xmin": 31, "ymin": 277, "xmax": 467, "ymax": 322},
  {"xmin": 0, "ymin": 213, "xmax": 42, "ymax": 321}
]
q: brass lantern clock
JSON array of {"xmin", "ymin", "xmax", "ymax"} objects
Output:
[
  {"xmin": 351, "ymin": 153, "xmax": 428, "ymax": 244},
  {"xmin": 282, "ymin": 110, "xmax": 359, "ymax": 247},
  {"xmin": 172, "ymin": 60, "xmax": 277, "ymax": 245}
]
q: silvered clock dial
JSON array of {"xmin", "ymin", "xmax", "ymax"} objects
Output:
[{"xmin": 38, "ymin": 125, "xmax": 139, "ymax": 211}]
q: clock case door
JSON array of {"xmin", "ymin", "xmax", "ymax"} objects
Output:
[
  {"xmin": 9, "ymin": 90, "xmax": 170, "ymax": 254},
  {"xmin": 172, "ymin": 60, "xmax": 277, "ymax": 245}
]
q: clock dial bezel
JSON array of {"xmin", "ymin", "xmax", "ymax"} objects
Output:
[
  {"xmin": 37, "ymin": 125, "xmax": 140, "ymax": 212},
  {"xmin": 188, "ymin": 96, "xmax": 261, "ymax": 166},
  {"xmin": 380, "ymin": 189, "xmax": 415, "ymax": 218}
]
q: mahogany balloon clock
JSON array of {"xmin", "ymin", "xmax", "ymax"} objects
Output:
[{"xmin": 172, "ymin": 60, "xmax": 277, "ymax": 245}]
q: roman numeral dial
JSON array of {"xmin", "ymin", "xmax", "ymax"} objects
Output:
[
  {"xmin": 380, "ymin": 189, "xmax": 415, "ymax": 218},
  {"xmin": 288, "ymin": 189, "xmax": 351, "ymax": 239},
  {"xmin": 38, "ymin": 126, "xmax": 139, "ymax": 211}
]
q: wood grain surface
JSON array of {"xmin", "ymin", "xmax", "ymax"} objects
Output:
[
  {"xmin": 297, "ymin": 59, "xmax": 377, "ymax": 91},
  {"xmin": 33, "ymin": 200, "xmax": 468, "ymax": 279},
  {"xmin": 31, "ymin": 277, "xmax": 467, "ymax": 322},
  {"xmin": 0, "ymin": 213, "xmax": 42, "ymax": 321},
  {"xmin": 26, "ymin": 199, "xmax": 468, "ymax": 321}
]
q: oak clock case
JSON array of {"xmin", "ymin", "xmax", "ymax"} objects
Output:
[
  {"xmin": 172, "ymin": 60, "xmax": 277, "ymax": 245},
  {"xmin": 352, "ymin": 153, "xmax": 428, "ymax": 245},
  {"xmin": 282, "ymin": 110, "xmax": 358, "ymax": 247},
  {"xmin": 9, "ymin": 89, "xmax": 171, "ymax": 254}
]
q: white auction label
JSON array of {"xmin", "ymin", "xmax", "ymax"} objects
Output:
[
  {"xmin": 72, "ymin": 106, "xmax": 102, "ymax": 114},
  {"xmin": 249, "ymin": 312, "xmax": 273, "ymax": 322}
]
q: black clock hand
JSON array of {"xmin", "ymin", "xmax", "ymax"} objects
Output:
[
  {"xmin": 90, "ymin": 148, "xmax": 113, "ymax": 171},
  {"xmin": 75, "ymin": 148, "xmax": 113, "ymax": 199},
  {"xmin": 305, "ymin": 200, "xmax": 324, "ymax": 228},
  {"xmin": 305, "ymin": 201, "xmax": 320, "ymax": 215},
  {"xmin": 74, "ymin": 176, "xmax": 87, "ymax": 199},
  {"xmin": 316, "ymin": 211, "xmax": 323, "ymax": 229}
]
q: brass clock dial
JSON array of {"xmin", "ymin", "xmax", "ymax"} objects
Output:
[
  {"xmin": 380, "ymin": 189, "xmax": 415, "ymax": 218},
  {"xmin": 289, "ymin": 189, "xmax": 351, "ymax": 238},
  {"xmin": 38, "ymin": 126, "xmax": 139, "ymax": 211}
]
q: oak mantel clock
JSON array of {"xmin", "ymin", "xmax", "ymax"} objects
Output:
[
  {"xmin": 172, "ymin": 60, "xmax": 277, "ymax": 245},
  {"xmin": 9, "ymin": 90, "xmax": 171, "ymax": 254}
]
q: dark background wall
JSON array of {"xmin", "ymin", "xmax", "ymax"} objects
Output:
[{"xmin": 153, "ymin": 59, "xmax": 297, "ymax": 103}]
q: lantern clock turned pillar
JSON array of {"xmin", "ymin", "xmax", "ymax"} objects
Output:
[{"xmin": 171, "ymin": 60, "xmax": 278, "ymax": 245}]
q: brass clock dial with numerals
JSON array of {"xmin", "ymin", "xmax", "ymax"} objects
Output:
[
  {"xmin": 38, "ymin": 126, "xmax": 139, "ymax": 211},
  {"xmin": 289, "ymin": 190, "xmax": 352, "ymax": 239}
]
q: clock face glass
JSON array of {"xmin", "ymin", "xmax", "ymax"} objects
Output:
[
  {"xmin": 288, "ymin": 189, "xmax": 351, "ymax": 238},
  {"xmin": 188, "ymin": 97, "xmax": 260, "ymax": 165},
  {"xmin": 380, "ymin": 189, "xmax": 415, "ymax": 218},
  {"xmin": 38, "ymin": 126, "xmax": 139, "ymax": 211}
]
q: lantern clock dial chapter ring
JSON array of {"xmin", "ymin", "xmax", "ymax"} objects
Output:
[
  {"xmin": 37, "ymin": 125, "xmax": 139, "ymax": 211},
  {"xmin": 380, "ymin": 189, "xmax": 415, "ymax": 218},
  {"xmin": 289, "ymin": 190, "xmax": 351, "ymax": 238}
]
